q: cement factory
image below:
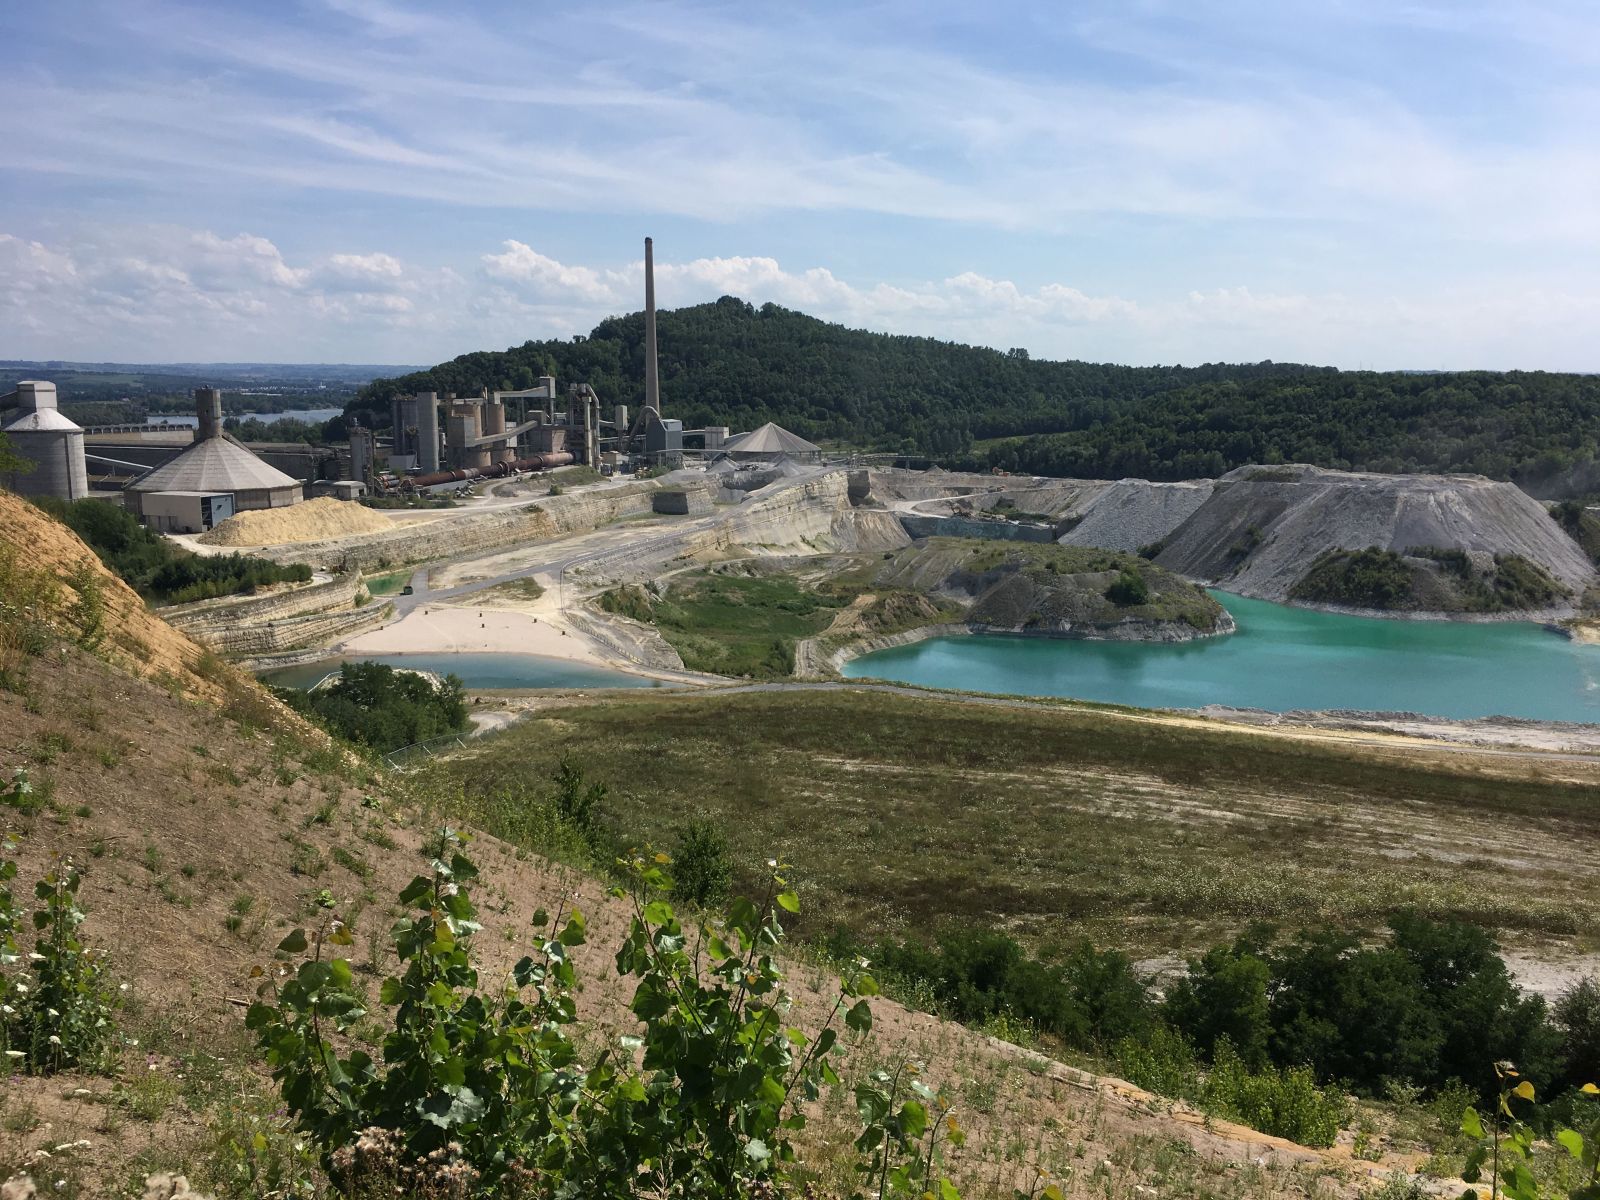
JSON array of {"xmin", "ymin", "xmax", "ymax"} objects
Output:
[{"xmin": 0, "ymin": 237, "xmax": 823, "ymax": 534}]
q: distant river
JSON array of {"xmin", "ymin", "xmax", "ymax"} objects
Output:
[
  {"xmin": 144, "ymin": 408, "xmax": 343, "ymax": 428},
  {"xmin": 842, "ymin": 593, "xmax": 1600, "ymax": 723}
]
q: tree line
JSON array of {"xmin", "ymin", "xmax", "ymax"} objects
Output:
[{"xmin": 355, "ymin": 297, "xmax": 1600, "ymax": 490}]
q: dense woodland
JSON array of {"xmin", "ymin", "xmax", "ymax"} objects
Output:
[{"xmin": 357, "ymin": 298, "xmax": 1600, "ymax": 491}]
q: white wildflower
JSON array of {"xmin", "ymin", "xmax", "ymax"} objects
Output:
[{"xmin": 4, "ymin": 1050, "xmax": 23, "ymax": 1058}]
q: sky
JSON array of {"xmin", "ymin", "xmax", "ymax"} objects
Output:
[{"xmin": 2, "ymin": 0, "xmax": 1598, "ymax": 370}]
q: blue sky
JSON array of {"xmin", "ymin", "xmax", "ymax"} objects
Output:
[{"xmin": 3, "ymin": 0, "xmax": 1598, "ymax": 368}]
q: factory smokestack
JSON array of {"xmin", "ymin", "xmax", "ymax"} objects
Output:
[{"xmin": 644, "ymin": 237, "xmax": 660, "ymax": 414}]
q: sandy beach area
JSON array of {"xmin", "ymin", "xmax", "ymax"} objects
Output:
[{"xmin": 339, "ymin": 602, "xmax": 609, "ymax": 664}]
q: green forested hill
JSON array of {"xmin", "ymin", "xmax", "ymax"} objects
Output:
[{"xmin": 355, "ymin": 297, "xmax": 1600, "ymax": 488}]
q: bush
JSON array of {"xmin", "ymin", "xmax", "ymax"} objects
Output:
[
  {"xmin": 669, "ymin": 817, "xmax": 731, "ymax": 907},
  {"xmin": 1105, "ymin": 568, "xmax": 1149, "ymax": 606},
  {"xmin": 1, "ymin": 831, "xmax": 118, "ymax": 1075},
  {"xmin": 275, "ymin": 661, "xmax": 468, "ymax": 753},
  {"xmin": 1557, "ymin": 976, "xmax": 1600, "ymax": 1091},
  {"xmin": 550, "ymin": 754, "xmax": 607, "ymax": 849},
  {"xmin": 1204, "ymin": 1039, "xmax": 1346, "ymax": 1147},
  {"xmin": 869, "ymin": 928, "xmax": 1151, "ymax": 1050},
  {"xmin": 247, "ymin": 833, "xmax": 904, "ymax": 1198},
  {"xmin": 1164, "ymin": 938, "xmax": 1273, "ymax": 1067},
  {"xmin": 1289, "ymin": 546, "xmax": 1415, "ymax": 608},
  {"xmin": 32, "ymin": 497, "xmax": 310, "ymax": 602}
]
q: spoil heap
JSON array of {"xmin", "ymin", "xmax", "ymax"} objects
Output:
[{"xmin": 198, "ymin": 496, "xmax": 395, "ymax": 546}]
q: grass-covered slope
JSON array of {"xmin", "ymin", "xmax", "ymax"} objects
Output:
[
  {"xmin": 599, "ymin": 570, "xmax": 856, "ymax": 677},
  {"xmin": 0, "ymin": 497, "xmax": 1380, "ymax": 1199},
  {"xmin": 1289, "ymin": 546, "xmax": 1569, "ymax": 612},
  {"xmin": 598, "ymin": 540, "xmax": 1227, "ymax": 679},
  {"xmin": 431, "ymin": 689, "xmax": 1600, "ymax": 958}
]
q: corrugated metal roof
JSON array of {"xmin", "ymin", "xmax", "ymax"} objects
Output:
[
  {"xmin": 721, "ymin": 422, "xmax": 820, "ymax": 455},
  {"xmin": 127, "ymin": 435, "xmax": 299, "ymax": 494}
]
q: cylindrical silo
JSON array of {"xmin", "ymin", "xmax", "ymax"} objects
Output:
[
  {"xmin": 483, "ymin": 401, "xmax": 511, "ymax": 464},
  {"xmin": 2, "ymin": 381, "xmax": 89, "ymax": 500},
  {"xmin": 418, "ymin": 392, "xmax": 440, "ymax": 472},
  {"xmin": 195, "ymin": 387, "xmax": 224, "ymax": 440}
]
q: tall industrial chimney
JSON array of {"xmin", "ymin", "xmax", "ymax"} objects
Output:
[{"xmin": 644, "ymin": 237, "xmax": 660, "ymax": 415}]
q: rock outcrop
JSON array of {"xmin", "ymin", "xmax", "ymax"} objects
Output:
[{"xmin": 870, "ymin": 538, "xmax": 1230, "ymax": 640}]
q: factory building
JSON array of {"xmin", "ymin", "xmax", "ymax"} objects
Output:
[
  {"xmin": 720, "ymin": 423, "xmax": 822, "ymax": 463},
  {"xmin": 1, "ymin": 381, "xmax": 89, "ymax": 500},
  {"xmin": 125, "ymin": 388, "xmax": 303, "ymax": 525}
]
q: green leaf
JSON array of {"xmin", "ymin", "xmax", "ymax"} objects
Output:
[
  {"xmin": 642, "ymin": 899, "xmax": 674, "ymax": 925},
  {"xmin": 398, "ymin": 876, "xmax": 432, "ymax": 905},
  {"xmin": 899, "ymin": 1098, "xmax": 928, "ymax": 1139},
  {"xmin": 531, "ymin": 907, "xmax": 548, "ymax": 927},
  {"xmin": 775, "ymin": 890, "xmax": 800, "ymax": 913},
  {"xmin": 559, "ymin": 910, "xmax": 587, "ymax": 947},
  {"xmin": 744, "ymin": 1137, "xmax": 771, "ymax": 1163},
  {"xmin": 846, "ymin": 998, "xmax": 873, "ymax": 1035},
  {"xmin": 1557, "ymin": 1129, "xmax": 1585, "ymax": 1161},
  {"xmin": 1461, "ymin": 1108, "xmax": 1485, "ymax": 1140},
  {"xmin": 277, "ymin": 929, "xmax": 308, "ymax": 954}
]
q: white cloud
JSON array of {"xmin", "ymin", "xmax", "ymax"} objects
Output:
[
  {"xmin": 481, "ymin": 241, "xmax": 620, "ymax": 303},
  {"xmin": 6, "ymin": 227, "xmax": 1599, "ymax": 370}
]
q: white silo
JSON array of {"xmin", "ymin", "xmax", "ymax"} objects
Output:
[{"xmin": 2, "ymin": 381, "xmax": 89, "ymax": 501}]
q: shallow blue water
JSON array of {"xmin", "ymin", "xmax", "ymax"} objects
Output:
[
  {"xmin": 842, "ymin": 593, "xmax": 1600, "ymax": 722},
  {"xmin": 261, "ymin": 652, "xmax": 660, "ymax": 691}
]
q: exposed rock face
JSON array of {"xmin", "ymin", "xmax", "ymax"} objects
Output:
[
  {"xmin": 266, "ymin": 477, "xmax": 717, "ymax": 571},
  {"xmin": 1058, "ymin": 479, "xmax": 1214, "ymax": 553},
  {"xmin": 1150, "ymin": 465, "xmax": 1596, "ymax": 610},
  {"xmin": 683, "ymin": 472, "xmax": 911, "ymax": 560}
]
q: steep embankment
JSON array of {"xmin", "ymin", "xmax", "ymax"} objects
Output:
[
  {"xmin": 1149, "ymin": 464, "xmax": 1595, "ymax": 612},
  {"xmin": 1058, "ymin": 478, "xmax": 1215, "ymax": 552},
  {"xmin": 683, "ymin": 470, "xmax": 910, "ymax": 559},
  {"xmin": 263, "ymin": 476, "xmax": 721, "ymax": 571},
  {"xmin": 0, "ymin": 491, "xmax": 227, "ymax": 702},
  {"xmin": 0, "ymin": 500, "xmax": 1366, "ymax": 1200}
]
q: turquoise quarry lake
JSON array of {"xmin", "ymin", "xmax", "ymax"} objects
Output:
[
  {"xmin": 261, "ymin": 652, "xmax": 660, "ymax": 691},
  {"xmin": 842, "ymin": 593, "xmax": 1600, "ymax": 723}
]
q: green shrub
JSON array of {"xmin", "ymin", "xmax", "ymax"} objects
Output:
[
  {"xmin": 1164, "ymin": 937, "xmax": 1273, "ymax": 1067},
  {"xmin": 1105, "ymin": 568, "xmax": 1149, "ymax": 606},
  {"xmin": 669, "ymin": 817, "xmax": 731, "ymax": 907},
  {"xmin": 247, "ymin": 833, "xmax": 901, "ymax": 1198},
  {"xmin": 1557, "ymin": 977, "xmax": 1600, "ymax": 1091},
  {"xmin": 32, "ymin": 497, "xmax": 310, "ymax": 603},
  {"xmin": 1290, "ymin": 546, "xmax": 1415, "ymax": 608},
  {"xmin": 1203, "ymin": 1038, "xmax": 1346, "ymax": 1147},
  {"xmin": 274, "ymin": 661, "xmax": 468, "ymax": 753},
  {"xmin": 1, "ymin": 837, "xmax": 118, "ymax": 1075},
  {"xmin": 868, "ymin": 928, "xmax": 1151, "ymax": 1050},
  {"xmin": 550, "ymin": 754, "xmax": 607, "ymax": 848}
]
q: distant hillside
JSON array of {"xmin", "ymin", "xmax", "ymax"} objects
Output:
[{"xmin": 356, "ymin": 297, "xmax": 1600, "ymax": 491}]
